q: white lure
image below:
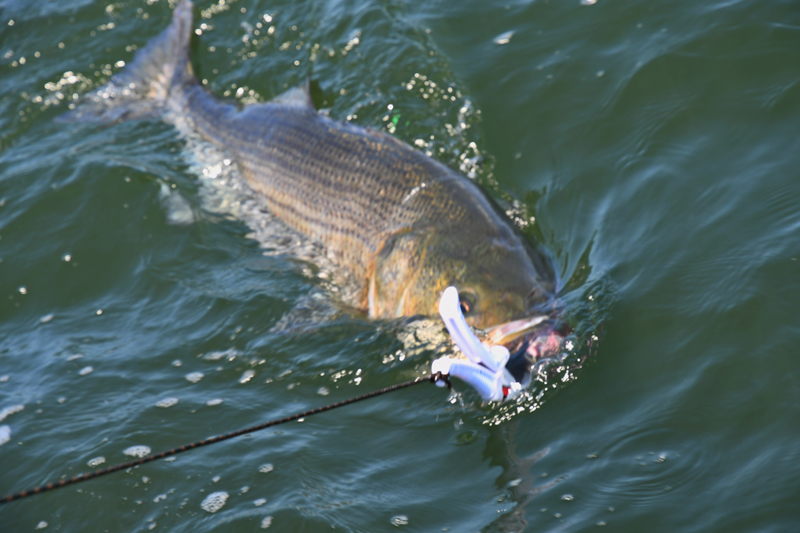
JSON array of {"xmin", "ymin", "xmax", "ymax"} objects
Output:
[{"xmin": 432, "ymin": 287, "xmax": 522, "ymax": 402}]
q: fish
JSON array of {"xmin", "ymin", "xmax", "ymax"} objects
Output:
[{"xmin": 63, "ymin": 0, "xmax": 558, "ymax": 333}]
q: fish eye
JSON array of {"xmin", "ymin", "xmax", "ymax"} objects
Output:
[{"xmin": 459, "ymin": 293, "xmax": 475, "ymax": 316}]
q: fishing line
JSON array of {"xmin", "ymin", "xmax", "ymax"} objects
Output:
[{"xmin": 0, "ymin": 372, "xmax": 451, "ymax": 505}]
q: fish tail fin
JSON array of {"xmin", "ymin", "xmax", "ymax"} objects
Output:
[{"xmin": 58, "ymin": 0, "xmax": 196, "ymax": 123}]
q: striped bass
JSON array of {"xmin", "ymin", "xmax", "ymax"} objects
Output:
[{"xmin": 64, "ymin": 0, "xmax": 557, "ymax": 332}]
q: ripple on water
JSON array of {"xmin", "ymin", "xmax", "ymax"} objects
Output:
[
  {"xmin": 260, "ymin": 516, "xmax": 273, "ymax": 529},
  {"xmin": 123, "ymin": 445, "xmax": 151, "ymax": 458},
  {"xmin": 593, "ymin": 426, "xmax": 719, "ymax": 506},
  {"xmin": 200, "ymin": 491, "xmax": 229, "ymax": 513},
  {"xmin": 259, "ymin": 463, "xmax": 274, "ymax": 474}
]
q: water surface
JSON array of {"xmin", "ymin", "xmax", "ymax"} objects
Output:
[{"xmin": 1, "ymin": 0, "xmax": 799, "ymax": 531}]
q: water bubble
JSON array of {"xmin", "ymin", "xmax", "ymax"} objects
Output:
[
  {"xmin": 78, "ymin": 366, "xmax": 93, "ymax": 376},
  {"xmin": 95, "ymin": 309, "xmax": 103, "ymax": 316},
  {"xmin": 200, "ymin": 491, "xmax": 229, "ymax": 513},
  {"xmin": 0, "ymin": 425, "xmax": 10, "ymax": 446},
  {"xmin": 67, "ymin": 354, "xmax": 83, "ymax": 362},
  {"xmin": 259, "ymin": 463, "xmax": 274, "ymax": 474},
  {"xmin": 35, "ymin": 521, "xmax": 48, "ymax": 530},
  {"xmin": 561, "ymin": 494, "xmax": 574, "ymax": 501},
  {"xmin": 0, "ymin": 375, "xmax": 8, "ymax": 382},
  {"xmin": 254, "ymin": 498, "xmax": 267, "ymax": 506},
  {"xmin": 597, "ymin": 521, "xmax": 607, "ymax": 527},
  {"xmin": 204, "ymin": 349, "xmax": 238, "ymax": 361},
  {"xmin": 239, "ymin": 369, "xmax": 255, "ymax": 384},
  {"xmin": 494, "ymin": 31, "xmax": 513, "ymax": 45},
  {"xmin": 391, "ymin": 515, "xmax": 409, "ymax": 526},
  {"xmin": 185, "ymin": 372, "xmax": 204, "ymax": 383},
  {"xmin": 156, "ymin": 397, "xmax": 179, "ymax": 408},
  {"xmin": 62, "ymin": 254, "xmax": 71, "ymax": 262},
  {"xmin": 207, "ymin": 398, "xmax": 224, "ymax": 406},
  {"xmin": 40, "ymin": 314, "xmax": 54, "ymax": 324},
  {"xmin": 581, "ymin": 0, "xmax": 598, "ymax": 4},
  {"xmin": 87, "ymin": 456, "xmax": 106, "ymax": 467},
  {"xmin": 18, "ymin": 286, "xmax": 27, "ymax": 295},
  {"xmin": 317, "ymin": 387, "xmax": 329, "ymax": 396},
  {"xmin": 260, "ymin": 516, "xmax": 273, "ymax": 529},
  {"xmin": 123, "ymin": 445, "xmax": 151, "ymax": 458},
  {"xmin": 154, "ymin": 493, "xmax": 168, "ymax": 503}
]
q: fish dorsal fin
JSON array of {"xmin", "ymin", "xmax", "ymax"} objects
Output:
[{"xmin": 269, "ymin": 79, "xmax": 315, "ymax": 109}]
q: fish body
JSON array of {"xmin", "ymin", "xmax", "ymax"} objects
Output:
[{"xmin": 67, "ymin": 0, "xmax": 556, "ymax": 329}]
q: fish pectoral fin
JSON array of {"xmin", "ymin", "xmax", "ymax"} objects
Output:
[{"xmin": 268, "ymin": 78, "xmax": 315, "ymax": 110}]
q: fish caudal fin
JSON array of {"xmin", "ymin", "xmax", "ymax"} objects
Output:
[{"xmin": 59, "ymin": 0, "xmax": 196, "ymax": 123}]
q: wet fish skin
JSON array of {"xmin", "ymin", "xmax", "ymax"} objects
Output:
[{"xmin": 65, "ymin": 0, "xmax": 556, "ymax": 329}]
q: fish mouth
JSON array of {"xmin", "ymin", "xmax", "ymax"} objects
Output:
[{"xmin": 485, "ymin": 315, "xmax": 571, "ymax": 385}]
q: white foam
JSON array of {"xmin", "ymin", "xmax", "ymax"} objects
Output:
[
  {"xmin": 200, "ymin": 491, "xmax": 229, "ymax": 513},
  {"xmin": 0, "ymin": 404, "xmax": 24, "ymax": 422},
  {"xmin": 156, "ymin": 397, "xmax": 179, "ymax": 408},
  {"xmin": 185, "ymin": 371, "xmax": 204, "ymax": 383},
  {"xmin": 123, "ymin": 445, "xmax": 151, "ymax": 458},
  {"xmin": 87, "ymin": 456, "xmax": 106, "ymax": 467}
]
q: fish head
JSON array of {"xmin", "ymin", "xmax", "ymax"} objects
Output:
[
  {"xmin": 372, "ymin": 224, "xmax": 556, "ymax": 329},
  {"xmin": 431, "ymin": 238, "xmax": 554, "ymax": 329}
]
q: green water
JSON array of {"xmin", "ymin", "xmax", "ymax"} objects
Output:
[{"xmin": 1, "ymin": 0, "xmax": 799, "ymax": 531}]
